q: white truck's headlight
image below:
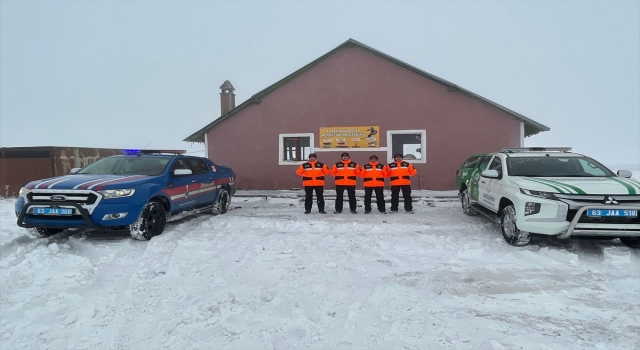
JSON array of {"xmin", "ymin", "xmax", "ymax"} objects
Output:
[
  {"xmin": 98, "ymin": 189, "xmax": 135, "ymax": 199},
  {"xmin": 19, "ymin": 187, "xmax": 29, "ymax": 198},
  {"xmin": 520, "ymin": 188, "xmax": 557, "ymax": 200}
]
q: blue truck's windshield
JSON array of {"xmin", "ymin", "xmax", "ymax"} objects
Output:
[{"xmin": 77, "ymin": 157, "xmax": 172, "ymax": 176}]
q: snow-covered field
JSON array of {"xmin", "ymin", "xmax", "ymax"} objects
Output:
[{"xmin": 1, "ymin": 190, "xmax": 639, "ymax": 350}]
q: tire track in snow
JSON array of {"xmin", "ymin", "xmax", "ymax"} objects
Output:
[{"xmin": 106, "ymin": 214, "xmax": 216, "ymax": 349}]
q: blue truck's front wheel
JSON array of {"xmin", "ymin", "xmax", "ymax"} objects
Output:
[{"xmin": 129, "ymin": 202, "xmax": 166, "ymax": 240}]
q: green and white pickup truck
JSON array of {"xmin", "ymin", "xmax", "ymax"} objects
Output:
[{"xmin": 455, "ymin": 147, "xmax": 640, "ymax": 248}]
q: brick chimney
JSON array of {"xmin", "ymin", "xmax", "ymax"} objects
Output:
[{"xmin": 220, "ymin": 80, "xmax": 236, "ymax": 115}]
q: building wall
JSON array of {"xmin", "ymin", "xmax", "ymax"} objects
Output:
[
  {"xmin": 206, "ymin": 46, "xmax": 521, "ymax": 190},
  {"xmin": 0, "ymin": 150, "xmax": 53, "ymax": 198},
  {"xmin": 0, "ymin": 147, "xmax": 122, "ymax": 197},
  {"xmin": 50, "ymin": 147, "xmax": 123, "ymax": 176}
]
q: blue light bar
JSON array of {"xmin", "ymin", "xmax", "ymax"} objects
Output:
[{"xmin": 121, "ymin": 149, "xmax": 186, "ymax": 155}]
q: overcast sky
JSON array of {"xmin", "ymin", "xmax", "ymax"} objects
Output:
[{"xmin": 1, "ymin": 1, "xmax": 638, "ymax": 165}]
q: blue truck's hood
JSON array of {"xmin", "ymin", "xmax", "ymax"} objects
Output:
[{"xmin": 26, "ymin": 174, "xmax": 157, "ymax": 191}]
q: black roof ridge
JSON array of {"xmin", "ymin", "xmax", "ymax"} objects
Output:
[{"xmin": 184, "ymin": 38, "xmax": 549, "ymax": 143}]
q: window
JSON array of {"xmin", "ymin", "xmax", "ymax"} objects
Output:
[
  {"xmin": 507, "ymin": 157, "xmax": 613, "ymax": 177},
  {"xmin": 462, "ymin": 156, "xmax": 481, "ymax": 168},
  {"xmin": 577, "ymin": 158, "xmax": 608, "ymax": 176},
  {"xmin": 77, "ymin": 158, "xmax": 119, "ymax": 174},
  {"xmin": 478, "ymin": 156, "xmax": 492, "ymax": 171},
  {"xmin": 488, "ymin": 156, "xmax": 503, "ymax": 174},
  {"xmin": 283, "ymin": 137, "xmax": 310, "ymax": 161},
  {"xmin": 279, "ymin": 133, "xmax": 314, "ymax": 165},
  {"xmin": 170, "ymin": 159, "xmax": 191, "ymax": 176},
  {"xmin": 387, "ymin": 130, "xmax": 426, "ymax": 163},
  {"xmin": 186, "ymin": 158, "xmax": 209, "ymax": 175},
  {"xmin": 128, "ymin": 158, "xmax": 167, "ymax": 176},
  {"xmin": 77, "ymin": 157, "xmax": 170, "ymax": 175}
]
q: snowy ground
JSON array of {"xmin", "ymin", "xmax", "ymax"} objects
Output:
[{"xmin": 1, "ymin": 188, "xmax": 639, "ymax": 350}]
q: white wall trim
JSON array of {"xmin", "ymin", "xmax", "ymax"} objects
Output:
[
  {"xmin": 386, "ymin": 129, "xmax": 427, "ymax": 164},
  {"xmin": 278, "ymin": 133, "xmax": 315, "ymax": 166},
  {"xmin": 520, "ymin": 122, "xmax": 525, "ymax": 147},
  {"xmin": 204, "ymin": 133, "xmax": 209, "ymax": 159}
]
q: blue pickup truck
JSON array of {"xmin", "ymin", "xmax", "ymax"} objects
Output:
[{"xmin": 15, "ymin": 150, "xmax": 236, "ymax": 240}]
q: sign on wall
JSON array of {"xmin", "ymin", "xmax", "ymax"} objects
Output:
[{"xmin": 319, "ymin": 126, "xmax": 380, "ymax": 148}]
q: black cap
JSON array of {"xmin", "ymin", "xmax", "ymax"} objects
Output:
[
  {"xmin": 341, "ymin": 152, "xmax": 350, "ymax": 157},
  {"xmin": 393, "ymin": 153, "xmax": 403, "ymax": 158},
  {"xmin": 369, "ymin": 155, "xmax": 378, "ymax": 160},
  {"xmin": 308, "ymin": 153, "xmax": 317, "ymax": 158}
]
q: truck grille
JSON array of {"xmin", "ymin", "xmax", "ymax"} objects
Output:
[{"xmin": 27, "ymin": 191, "xmax": 98, "ymax": 205}]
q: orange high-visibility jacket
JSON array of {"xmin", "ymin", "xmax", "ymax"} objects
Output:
[
  {"xmin": 359, "ymin": 161, "xmax": 387, "ymax": 187},
  {"xmin": 330, "ymin": 160, "xmax": 360, "ymax": 186},
  {"xmin": 296, "ymin": 160, "xmax": 329, "ymax": 186},
  {"xmin": 385, "ymin": 161, "xmax": 417, "ymax": 186}
]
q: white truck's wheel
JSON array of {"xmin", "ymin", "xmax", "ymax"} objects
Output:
[
  {"xmin": 501, "ymin": 205, "xmax": 530, "ymax": 246},
  {"xmin": 461, "ymin": 189, "xmax": 478, "ymax": 216}
]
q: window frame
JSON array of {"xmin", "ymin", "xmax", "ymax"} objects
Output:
[
  {"xmin": 386, "ymin": 129, "xmax": 427, "ymax": 164},
  {"xmin": 278, "ymin": 133, "xmax": 314, "ymax": 165},
  {"xmin": 487, "ymin": 155, "xmax": 504, "ymax": 179}
]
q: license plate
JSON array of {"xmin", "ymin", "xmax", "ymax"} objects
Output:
[
  {"xmin": 32, "ymin": 208, "xmax": 73, "ymax": 216},
  {"xmin": 587, "ymin": 209, "xmax": 638, "ymax": 218}
]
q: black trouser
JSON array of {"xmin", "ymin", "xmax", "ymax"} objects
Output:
[
  {"xmin": 304, "ymin": 186, "xmax": 325, "ymax": 212},
  {"xmin": 335, "ymin": 185, "xmax": 356, "ymax": 212},
  {"xmin": 390, "ymin": 185, "xmax": 412, "ymax": 211},
  {"xmin": 364, "ymin": 187, "xmax": 385, "ymax": 212}
]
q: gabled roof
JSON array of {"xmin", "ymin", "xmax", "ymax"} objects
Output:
[{"xmin": 184, "ymin": 38, "xmax": 549, "ymax": 143}]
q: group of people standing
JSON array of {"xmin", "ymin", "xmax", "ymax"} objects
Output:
[{"xmin": 295, "ymin": 152, "xmax": 418, "ymax": 215}]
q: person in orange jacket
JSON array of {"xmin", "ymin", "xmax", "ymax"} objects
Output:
[
  {"xmin": 359, "ymin": 155, "xmax": 387, "ymax": 214},
  {"xmin": 330, "ymin": 152, "xmax": 360, "ymax": 214},
  {"xmin": 385, "ymin": 153, "xmax": 418, "ymax": 213},
  {"xmin": 296, "ymin": 153, "xmax": 329, "ymax": 214}
]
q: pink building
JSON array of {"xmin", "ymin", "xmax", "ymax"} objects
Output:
[{"xmin": 185, "ymin": 39, "xmax": 549, "ymax": 190}]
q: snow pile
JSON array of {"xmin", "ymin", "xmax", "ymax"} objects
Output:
[{"xmin": 1, "ymin": 193, "xmax": 638, "ymax": 349}]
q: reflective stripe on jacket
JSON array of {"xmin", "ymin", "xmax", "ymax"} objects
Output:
[
  {"xmin": 359, "ymin": 161, "xmax": 387, "ymax": 187},
  {"xmin": 330, "ymin": 160, "xmax": 360, "ymax": 186},
  {"xmin": 296, "ymin": 161, "xmax": 329, "ymax": 186},
  {"xmin": 386, "ymin": 161, "xmax": 417, "ymax": 186}
]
